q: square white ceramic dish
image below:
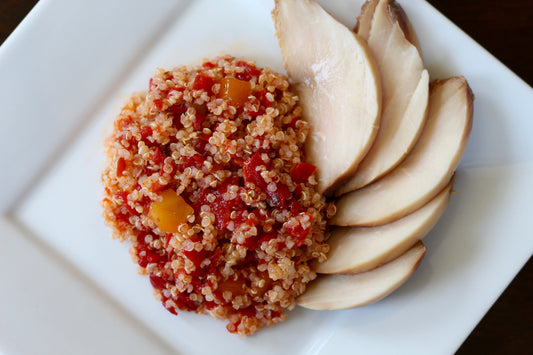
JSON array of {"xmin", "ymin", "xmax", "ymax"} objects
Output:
[{"xmin": 1, "ymin": 0, "xmax": 532, "ymax": 354}]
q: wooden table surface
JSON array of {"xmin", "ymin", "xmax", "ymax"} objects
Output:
[{"xmin": 1, "ymin": 0, "xmax": 531, "ymax": 353}]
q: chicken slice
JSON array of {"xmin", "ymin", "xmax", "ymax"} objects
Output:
[
  {"xmin": 331, "ymin": 77, "xmax": 473, "ymax": 227},
  {"xmin": 298, "ymin": 241, "xmax": 426, "ymax": 310},
  {"xmin": 336, "ymin": 0, "xmax": 429, "ymax": 194},
  {"xmin": 273, "ymin": 0, "xmax": 382, "ymax": 194},
  {"xmin": 318, "ymin": 178, "xmax": 451, "ymax": 274}
]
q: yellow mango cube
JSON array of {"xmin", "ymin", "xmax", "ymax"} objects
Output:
[{"xmin": 149, "ymin": 189, "xmax": 193, "ymax": 233}]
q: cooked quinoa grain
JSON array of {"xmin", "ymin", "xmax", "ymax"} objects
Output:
[{"xmin": 102, "ymin": 56, "xmax": 333, "ymax": 336}]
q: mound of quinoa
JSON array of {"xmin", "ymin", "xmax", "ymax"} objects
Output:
[{"xmin": 102, "ymin": 56, "xmax": 333, "ymax": 336}]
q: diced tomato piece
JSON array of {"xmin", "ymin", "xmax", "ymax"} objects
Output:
[
  {"xmin": 154, "ymin": 99, "xmax": 163, "ymax": 110},
  {"xmin": 240, "ymin": 236, "xmax": 258, "ymax": 250},
  {"xmin": 192, "ymin": 104, "xmax": 208, "ymax": 131},
  {"xmin": 238, "ymin": 217, "xmax": 276, "ymax": 250},
  {"xmin": 140, "ymin": 126, "xmax": 153, "ymax": 142},
  {"xmin": 135, "ymin": 232, "xmax": 149, "ymax": 248},
  {"xmin": 182, "ymin": 248, "xmax": 209, "ymax": 268},
  {"xmin": 116, "ymin": 117, "xmax": 133, "ymax": 131},
  {"xmin": 193, "ymin": 110, "xmax": 206, "ymax": 130},
  {"xmin": 151, "ymin": 147, "xmax": 165, "ymax": 164},
  {"xmin": 150, "ymin": 178, "xmax": 165, "ymax": 193},
  {"xmin": 235, "ymin": 61, "xmax": 261, "ymax": 81},
  {"xmin": 211, "ymin": 180, "xmax": 244, "ymax": 229},
  {"xmin": 243, "ymin": 154, "xmax": 293, "ymax": 209},
  {"xmin": 116, "ymin": 157, "xmax": 126, "ymax": 177},
  {"xmin": 291, "ymin": 162, "xmax": 317, "ymax": 183},
  {"xmin": 178, "ymin": 154, "xmax": 204, "ymax": 172},
  {"xmin": 175, "ymin": 292, "xmax": 200, "ymax": 311},
  {"xmin": 284, "ymin": 212, "xmax": 313, "ymax": 247},
  {"xmin": 138, "ymin": 248, "xmax": 167, "ymax": 267},
  {"xmin": 256, "ymin": 90, "xmax": 273, "ymax": 108},
  {"xmin": 238, "ymin": 305, "xmax": 257, "ymax": 317},
  {"xmin": 161, "ymin": 296, "xmax": 179, "ymax": 315},
  {"xmin": 166, "ymin": 306, "xmax": 178, "ymax": 315},
  {"xmin": 168, "ymin": 102, "xmax": 188, "ymax": 128},
  {"xmin": 293, "ymin": 185, "xmax": 303, "ymax": 199},
  {"xmin": 168, "ymin": 102, "xmax": 187, "ymax": 116},
  {"xmin": 243, "ymin": 153, "xmax": 268, "ymax": 190},
  {"xmin": 165, "ymin": 233, "xmax": 172, "ymax": 248},
  {"xmin": 193, "ymin": 177, "xmax": 244, "ymax": 230},
  {"xmin": 207, "ymin": 250, "xmax": 222, "ymax": 274},
  {"xmin": 289, "ymin": 198, "xmax": 301, "ymax": 214},
  {"xmin": 257, "ymin": 232, "xmax": 277, "ymax": 248},
  {"xmin": 149, "ymin": 274, "xmax": 167, "ymax": 290},
  {"xmin": 190, "ymin": 275, "xmax": 208, "ymax": 294},
  {"xmin": 192, "ymin": 74, "xmax": 214, "ymax": 93},
  {"xmin": 268, "ymin": 183, "xmax": 291, "ymax": 208},
  {"xmin": 191, "ymin": 137, "xmax": 209, "ymax": 155},
  {"xmin": 114, "ymin": 191, "xmax": 137, "ymax": 215},
  {"xmin": 204, "ymin": 301, "xmax": 217, "ymax": 310}
]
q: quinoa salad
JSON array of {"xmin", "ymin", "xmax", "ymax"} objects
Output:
[{"xmin": 101, "ymin": 56, "xmax": 334, "ymax": 335}]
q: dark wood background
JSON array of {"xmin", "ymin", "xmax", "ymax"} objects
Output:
[{"xmin": 1, "ymin": 0, "xmax": 531, "ymax": 353}]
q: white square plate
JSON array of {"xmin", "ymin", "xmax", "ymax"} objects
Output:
[{"xmin": 1, "ymin": 0, "xmax": 532, "ymax": 354}]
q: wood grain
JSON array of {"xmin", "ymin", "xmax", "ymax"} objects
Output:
[{"xmin": 0, "ymin": 0, "xmax": 531, "ymax": 353}]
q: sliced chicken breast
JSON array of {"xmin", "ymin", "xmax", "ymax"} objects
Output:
[
  {"xmin": 336, "ymin": 0, "xmax": 429, "ymax": 194},
  {"xmin": 273, "ymin": 0, "xmax": 382, "ymax": 194},
  {"xmin": 331, "ymin": 77, "xmax": 473, "ymax": 227},
  {"xmin": 318, "ymin": 179, "xmax": 451, "ymax": 274},
  {"xmin": 298, "ymin": 241, "xmax": 426, "ymax": 310}
]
